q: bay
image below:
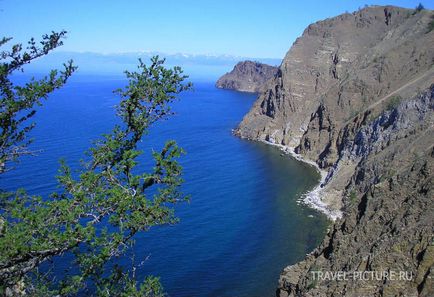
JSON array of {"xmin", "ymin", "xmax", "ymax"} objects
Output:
[{"xmin": 1, "ymin": 74, "xmax": 328, "ymax": 297}]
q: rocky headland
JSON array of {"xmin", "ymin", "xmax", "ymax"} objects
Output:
[
  {"xmin": 232, "ymin": 5, "xmax": 433, "ymax": 296},
  {"xmin": 216, "ymin": 60, "xmax": 278, "ymax": 93}
]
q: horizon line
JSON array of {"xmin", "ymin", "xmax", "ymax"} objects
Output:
[{"xmin": 53, "ymin": 49, "xmax": 283, "ymax": 61}]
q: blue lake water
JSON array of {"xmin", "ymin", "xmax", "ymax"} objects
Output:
[{"xmin": 2, "ymin": 74, "xmax": 329, "ymax": 297}]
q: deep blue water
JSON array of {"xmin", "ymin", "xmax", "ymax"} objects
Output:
[{"xmin": 1, "ymin": 75, "xmax": 329, "ymax": 297}]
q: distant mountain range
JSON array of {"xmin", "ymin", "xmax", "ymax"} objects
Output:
[{"xmin": 24, "ymin": 51, "xmax": 281, "ymax": 79}]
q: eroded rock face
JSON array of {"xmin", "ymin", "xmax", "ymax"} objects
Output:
[
  {"xmin": 215, "ymin": 60, "xmax": 278, "ymax": 93},
  {"xmin": 232, "ymin": 5, "xmax": 434, "ymax": 296},
  {"xmin": 236, "ymin": 6, "xmax": 434, "ymax": 151},
  {"xmin": 278, "ymin": 86, "xmax": 434, "ymax": 297}
]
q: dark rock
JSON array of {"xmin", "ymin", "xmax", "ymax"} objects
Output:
[{"xmin": 215, "ymin": 60, "xmax": 278, "ymax": 93}]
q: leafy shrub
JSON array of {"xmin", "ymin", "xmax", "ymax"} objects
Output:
[
  {"xmin": 416, "ymin": 3, "xmax": 425, "ymax": 12},
  {"xmin": 349, "ymin": 190, "xmax": 358, "ymax": 205},
  {"xmin": 427, "ymin": 15, "xmax": 434, "ymax": 33},
  {"xmin": 386, "ymin": 95, "xmax": 402, "ymax": 110},
  {"xmin": 413, "ymin": 3, "xmax": 425, "ymax": 15}
]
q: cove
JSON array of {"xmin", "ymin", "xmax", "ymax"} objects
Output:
[{"xmin": 1, "ymin": 75, "xmax": 329, "ymax": 297}]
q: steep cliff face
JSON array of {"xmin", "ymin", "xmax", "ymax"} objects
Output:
[
  {"xmin": 279, "ymin": 86, "xmax": 434, "ymax": 297},
  {"xmin": 233, "ymin": 5, "xmax": 434, "ymax": 296},
  {"xmin": 236, "ymin": 6, "xmax": 434, "ymax": 152},
  {"xmin": 215, "ymin": 60, "xmax": 278, "ymax": 93}
]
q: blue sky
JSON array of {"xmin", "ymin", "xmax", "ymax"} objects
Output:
[{"xmin": 1, "ymin": 0, "xmax": 432, "ymax": 59}]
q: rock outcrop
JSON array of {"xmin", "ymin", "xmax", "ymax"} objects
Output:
[
  {"xmin": 233, "ymin": 5, "xmax": 434, "ymax": 296},
  {"xmin": 279, "ymin": 87, "xmax": 434, "ymax": 296},
  {"xmin": 216, "ymin": 60, "xmax": 278, "ymax": 93}
]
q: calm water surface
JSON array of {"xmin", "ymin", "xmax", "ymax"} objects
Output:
[{"xmin": 2, "ymin": 75, "xmax": 329, "ymax": 297}]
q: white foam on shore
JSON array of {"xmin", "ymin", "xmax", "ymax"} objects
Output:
[{"xmin": 261, "ymin": 140, "xmax": 342, "ymax": 221}]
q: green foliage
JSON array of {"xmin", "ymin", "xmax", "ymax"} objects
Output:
[
  {"xmin": 345, "ymin": 109, "xmax": 360, "ymax": 122},
  {"xmin": 306, "ymin": 265, "xmax": 319, "ymax": 290},
  {"xmin": 0, "ymin": 33, "xmax": 192, "ymax": 296},
  {"xmin": 386, "ymin": 169, "xmax": 397, "ymax": 180},
  {"xmin": 0, "ymin": 31, "xmax": 76, "ymax": 173},
  {"xmin": 427, "ymin": 15, "xmax": 434, "ymax": 33},
  {"xmin": 416, "ymin": 3, "xmax": 425, "ymax": 12},
  {"xmin": 386, "ymin": 95, "xmax": 402, "ymax": 110},
  {"xmin": 412, "ymin": 3, "xmax": 425, "ymax": 15},
  {"xmin": 349, "ymin": 190, "xmax": 358, "ymax": 205}
]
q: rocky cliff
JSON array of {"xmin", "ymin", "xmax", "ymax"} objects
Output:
[
  {"xmin": 279, "ymin": 86, "xmax": 433, "ymax": 296},
  {"xmin": 216, "ymin": 60, "xmax": 278, "ymax": 93},
  {"xmin": 234, "ymin": 5, "xmax": 434, "ymax": 296}
]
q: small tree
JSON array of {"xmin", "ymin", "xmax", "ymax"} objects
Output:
[
  {"xmin": 0, "ymin": 33, "xmax": 192, "ymax": 296},
  {"xmin": 386, "ymin": 95, "xmax": 402, "ymax": 110},
  {"xmin": 415, "ymin": 3, "xmax": 425, "ymax": 12},
  {"xmin": 427, "ymin": 14, "xmax": 434, "ymax": 33},
  {"xmin": 0, "ymin": 31, "xmax": 76, "ymax": 173}
]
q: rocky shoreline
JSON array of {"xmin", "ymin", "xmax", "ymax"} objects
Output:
[
  {"xmin": 232, "ymin": 5, "xmax": 433, "ymax": 296},
  {"xmin": 256, "ymin": 139, "xmax": 342, "ymax": 221}
]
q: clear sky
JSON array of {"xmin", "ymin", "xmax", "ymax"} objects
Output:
[{"xmin": 1, "ymin": 0, "xmax": 432, "ymax": 59}]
